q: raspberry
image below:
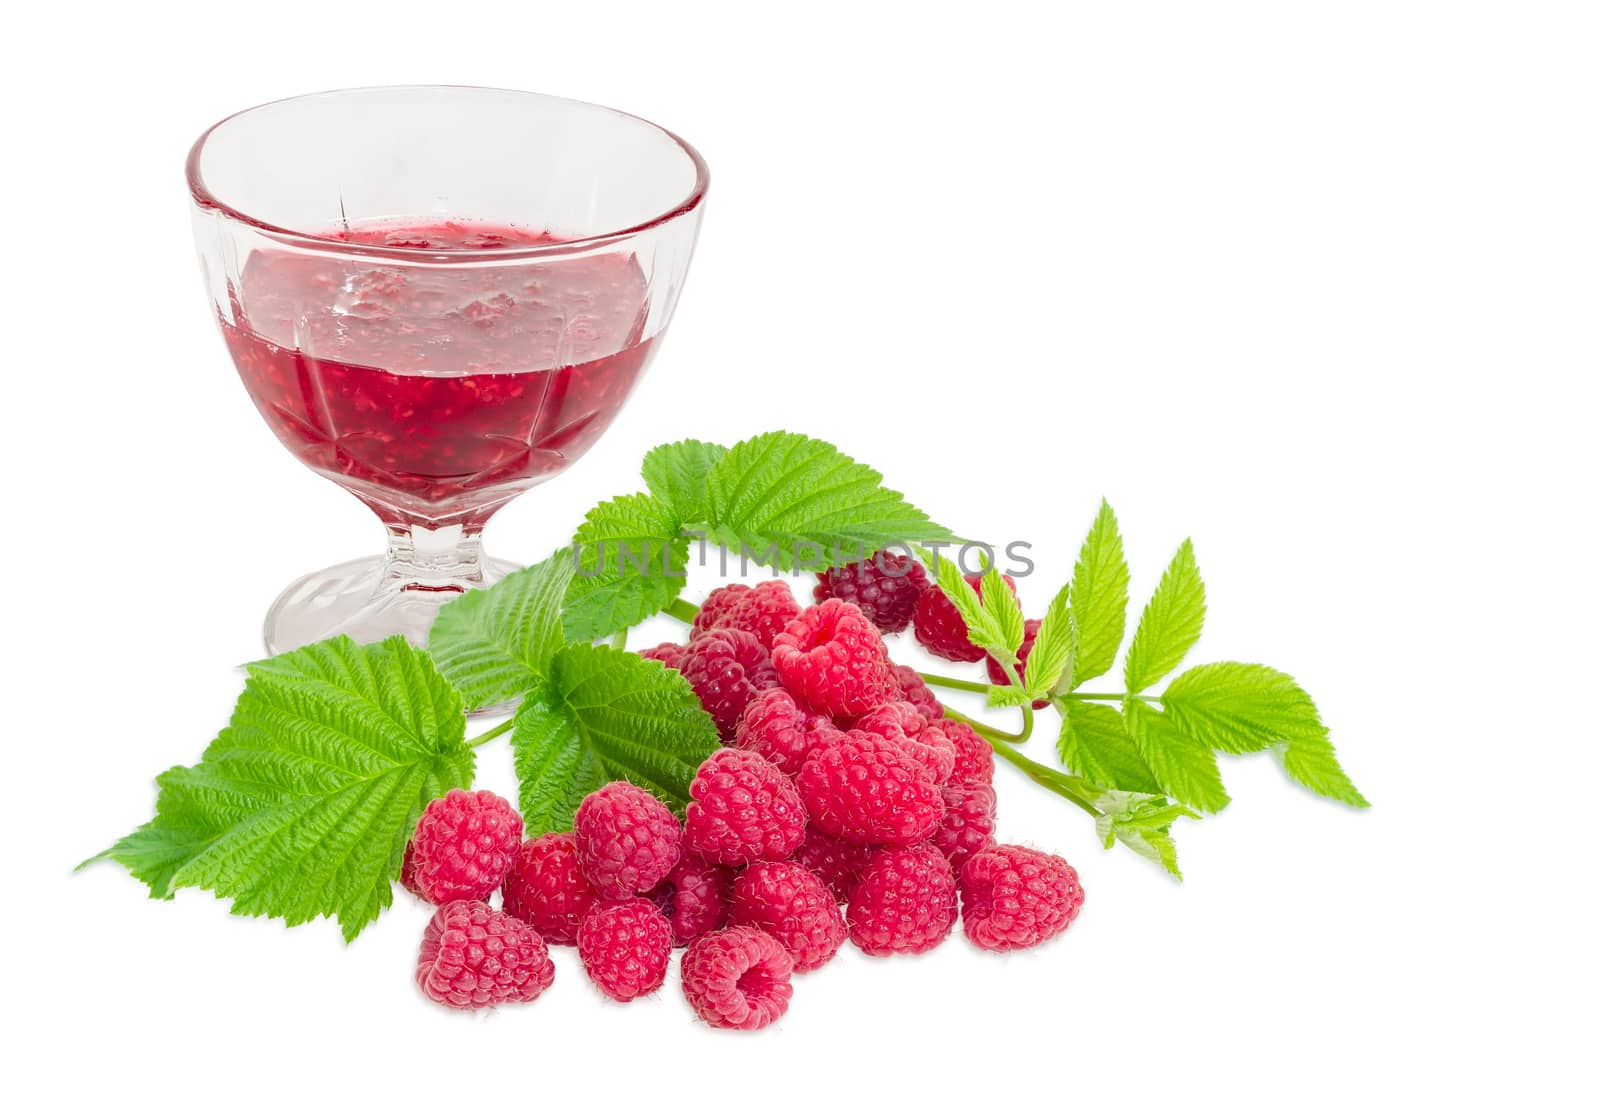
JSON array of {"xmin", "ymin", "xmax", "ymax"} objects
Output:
[
  {"xmin": 813, "ymin": 551, "xmax": 929, "ymax": 633},
  {"xmin": 406, "ymin": 789, "xmax": 522, "ymax": 904},
  {"xmin": 638, "ymin": 642, "xmax": 686, "ymax": 669},
  {"xmin": 796, "ymin": 730, "xmax": 945, "ymax": 845},
  {"xmin": 684, "ymin": 748, "xmax": 807, "ymax": 864},
  {"xmin": 500, "ymin": 832, "xmax": 598, "ymax": 944},
  {"xmin": 913, "ymin": 573, "xmax": 1017, "ymax": 663},
  {"xmin": 939, "ymin": 719, "xmax": 995, "ymax": 786},
  {"xmin": 576, "ymin": 897, "xmax": 674, "ymax": 1001},
  {"xmin": 986, "ymin": 618, "xmax": 1047, "ymax": 707},
  {"xmin": 415, "ymin": 900, "xmax": 555, "ymax": 1010},
  {"xmin": 680, "ymin": 627, "xmax": 781, "ymax": 740},
  {"xmin": 692, "ymin": 581, "xmax": 803, "ymax": 649},
  {"xmin": 854, "ymin": 700, "xmax": 956, "ymax": 784},
  {"xmin": 573, "ymin": 781, "xmax": 683, "ymax": 899},
  {"xmin": 959, "ymin": 845, "xmax": 1085, "ymax": 952},
  {"xmin": 933, "ymin": 783, "xmax": 998, "ymax": 871},
  {"xmin": 847, "ymin": 843, "xmax": 959, "ymax": 956},
  {"xmin": 735, "ymin": 686, "xmax": 844, "ymax": 776},
  {"xmin": 648, "ymin": 853, "xmax": 733, "ymax": 945},
  {"xmin": 730, "ymin": 861, "xmax": 847, "ymax": 973},
  {"xmin": 681, "ymin": 927, "xmax": 794, "ymax": 1031},
  {"xmin": 771, "ymin": 599, "xmax": 897, "ymax": 717},
  {"xmin": 793, "ymin": 827, "xmax": 878, "ymax": 902},
  {"xmin": 892, "ymin": 664, "xmax": 943, "ymax": 720}
]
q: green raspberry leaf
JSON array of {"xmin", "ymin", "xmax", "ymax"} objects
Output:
[
  {"xmin": 562, "ymin": 493, "xmax": 689, "ymax": 642},
  {"xmin": 1125, "ymin": 699, "xmax": 1229, "ymax": 813},
  {"xmin": 1025, "ymin": 582, "xmax": 1076, "ymax": 697},
  {"xmin": 97, "ymin": 637, "xmax": 474, "ymax": 941},
  {"xmin": 428, "ymin": 552, "xmax": 574, "ymax": 710},
  {"xmin": 1057, "ymin": 699, "xmax": 1162, "ymax": 794},
  {"xmin": 703, "ymin": 431, "xmax": 957, "ymax": 570},
  {"xmin": 986, "ymin": 684, "xmax": 1039, "ymax": 709},
  {"xmin": 1069, "ymin": 500, "xmax": 1131, "ymax": 688},
  {"xmin": 979, "ymin": 563, "xmax": 1025, "ymax": 663},
  {"xmin": 926, "ymin": 553, "xmax": 1012, "ymax": 661},
  {"xmin": 1280, "ymin": 730, "xmax": 1371, "ymax": 808},
  {"xmin": 1094, "ymin": 791, "xmax": 1198, "ymax": 878},
  {"xmin": 1124, "ymin": 538, "xmax": 1206, "ymax": 693},
  {"xmin": 1161, "ymin": 662, "xmax": 1324, "ymax": 754},
  {"xmin": 510, "ymin": 644, "xmax": 720, "ymax": 834},
  {"xmin": 642, "ymin": 438, "xmax": 727, "ymax": 523}
]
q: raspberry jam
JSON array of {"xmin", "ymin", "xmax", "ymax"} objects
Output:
[{"xmin": 220, "ymin": 221, "xmax": 653, "ymax": 526}]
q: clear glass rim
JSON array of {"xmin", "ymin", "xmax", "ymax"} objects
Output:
[{"xmin": 186, "ymin": 84, "xmax": 710, "ymax": 262}]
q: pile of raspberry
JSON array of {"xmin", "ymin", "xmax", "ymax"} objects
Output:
[{"xmin": 405, "ymin": 565, "xmax": 1083, "ymax": 1029}]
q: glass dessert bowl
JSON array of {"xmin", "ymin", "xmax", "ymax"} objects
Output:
[{"xmin": 188, "ymin": 86, "xmax": 707, "ymax": 653}]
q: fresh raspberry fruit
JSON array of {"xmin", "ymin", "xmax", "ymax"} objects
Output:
[
  {"xmin": 939, "ymin": 719, "xmax": 995, "ymax": 786},
  {"xmin": 638, "ymin": 642, "xmax": 686, "ymax": 669},
  {"xmin": 684, "ymin": 748, "xmax": 808, "ymax": 864},
  {"xmin": 771, "ymin": 599, "xmax": 897, "ymax": 717},
  {"xmin": 576, "ymin": 897, "xmax": 674, "ymax": 1001},
  {"xmin": 847, "ymin": 843, "xmax": 960, "ymax": 956},
  {"xmin": 913, "ymin": 573, "xmax": 1017, "ymax": 663},
  {"xmin": 793, "ymin": 827, "xmax": 878, "ymax": 902},
  {"xmin": 648, "ymin": 853, "xmax": 733, "ymax": 945},
  {"xmin": 853, "ymin": 701, "xmax": 956, "ymax": 785},
  {"xmin": 735, "ymin": 686, "xmax": 844, "ymax": 776},
  {"xmin": 730, "ymin": 861, "xmax": 847, "ymax": 974},
  {"xmin": 892, "ymin": 664, "xmax": 943, "ymax": 720},
  {"xmin": 406, "ymin": 789, "xmax": 523, "ymax": 905},
  {"xmin": 681, "ymin": 927, "xmax": 795, "ymax": 1031},
  {"xmin": 959, "ymin": 845, "xmax": 1084, "ymax": 951},
  {"xmin": 500, "ymin": 832, "xmax": 598, "ymax": 944},
  {"xmin": 796, "ymin": 730, "xmax": 945, "ymax": 845},
  {"xmin": 415, "ymin": 900, "xmax": 555, "ymax": 1010},
  {"xmin": 933, "ymin": 783, "xmax": 998, "ymax": 871},
  {"xmin": 573, "ymin": 781, "xmax": 682, "ymax": 899},
  {"xmin": 692, "ymin": 581, "xmax": 803, "ymax": 650},
  {"xmin": 680, "ymin": 627, "xmax": 781, "ymax": 740},
  {"xmin": 813, "ymin": 551, "xmax": 930, "ymax": 634},
  {"xmin": 986, "ymin": 618, "xmax": 1047, "ymax": 707}
]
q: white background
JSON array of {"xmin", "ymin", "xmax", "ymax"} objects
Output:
[{"xmin": 6, "ymin": 1, "xmax": 1595, "ymax": 1103}]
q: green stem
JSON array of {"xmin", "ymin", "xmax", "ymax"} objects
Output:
[
  {"xmin": 918, "ymin": 671, "xmax": 991, "ymax": 695},
  {"xmin": 666, "ymin": 597, "xmax": 701, "ymax": 625},
  {"xmin": 943, "ymin": 706, "xmax": 1026, "ymax": 744},
  {"xmin": 611, "ymin": 627, "xmax": 629, "ymax": 653},
  {"xmin": 984, "ymin": 738, "xmax": 1103, "ymax": 818},
  {"xmin": 466, "ymin": 718, "xmax": 514, "ymax": 748}
]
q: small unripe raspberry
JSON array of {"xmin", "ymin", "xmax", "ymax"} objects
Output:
[
  {"xmin": 577, "ymin": 897, "xmax": 673, "ymax": 1001},
  {"xmin": 796, "ymin": 730, "xmax": 944, "ymax": 845},
  {"xmin": 730, "ymin": 861, "xmax": 847, "ymax": 973},
  {"xmin": 573, "ymin": 781, "xmax": 682, "ymax": 899},
  {"xmin": 813, "ymin": 551, "xmax": 930, "ymax": 633},
  {"xmin": 500, "ymin": 832, "xmax": 598, "ymax": 944},
  {"xmin": 959, "ymin": 845, "xmax": 1085, "ymax": 951},
  {"xmin": 847, "ymin": 843, "xmax": 959, "ymax": 956},
  {"xmin": 684, "ymin": 748, "xmax": 807, "ymax": 865},
  {"xmin": 416, "ymin": 900, "xmax": 555, "ymax": 1010},
  {"xmin": 693, "ymin": 581, "xmax": 803, "ymax": 650},
  {"xmin": 406, "ymin": 789, "xmax": 522, "ymax": 905},
  {"xmin": 681, "ymin": 926, "xmax": 795, "ymax": 1031},
  {"xmin": 771, "ymin": 599, "xmax": 897, "ymax": 717}
]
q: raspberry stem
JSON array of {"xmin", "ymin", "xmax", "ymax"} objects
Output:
[
  {"xmin": 917, "ymin": 672, "xmax": 990, "ymax": 695},
  {"xmin": 982, "ymin": 737, "xmax": 1103, "ymax": 817},
  {"xmin": 666, "ymin": 597, "xmax": 701, "ymax": 624},
  {"xmin": 942, "ymin": 706, "xmax": 1031, "ymax": 744},
  {"xmin": 465, "ymin": 718, "xmax": 513, "ymax": 748}
]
